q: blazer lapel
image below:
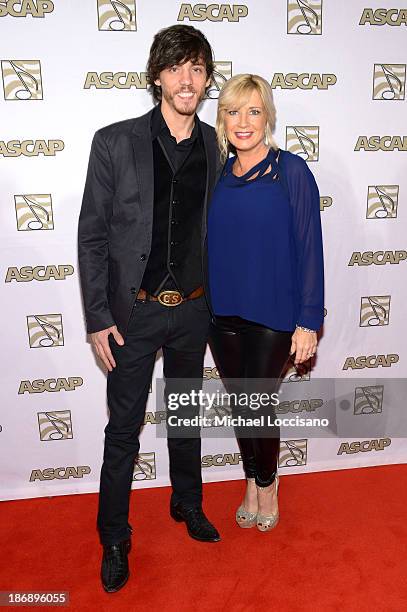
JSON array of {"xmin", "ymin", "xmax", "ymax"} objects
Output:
[
  {"xmin": 131, "ymin": 109, "xmax": 154, "ymax": 240},
  {"xmin": 200, "ymin": 120, "xmax": 217, "ymax": 247}
]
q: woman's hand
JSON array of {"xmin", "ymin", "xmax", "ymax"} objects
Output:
[{"xmin": 290, "ymin": 327, "xmax": 317, "ymax": 365}]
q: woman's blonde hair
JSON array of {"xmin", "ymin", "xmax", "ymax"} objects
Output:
[{"xmin": 216, "ymin": 73, "xmax": 278, "ymax": 162}]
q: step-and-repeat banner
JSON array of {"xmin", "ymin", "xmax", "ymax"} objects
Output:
[{"xmin": 1, "ymin": 0, "xmax": 406, "ymax": 500}]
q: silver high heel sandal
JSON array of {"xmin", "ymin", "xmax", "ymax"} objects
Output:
[
  {"xmin": 236, "ymin": 478, "xmax": 257, "ymax": 528},
  {"xmin": 256, "ymin": 474, "xmax": 280, "ymax": 532}
]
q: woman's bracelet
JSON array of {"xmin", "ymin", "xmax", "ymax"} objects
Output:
[{"xmin": 296, "ymin": 324, "xmax": 316, "ymax": 334}]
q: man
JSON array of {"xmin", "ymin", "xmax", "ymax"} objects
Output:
[{"xmin": 78, "ymin": 25, "xmax": 222, "ymax": 593}]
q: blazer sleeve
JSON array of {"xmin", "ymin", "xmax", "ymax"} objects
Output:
[
  {"xmin": 78, "ymin": 130, "xmax": 116, "ymax": 334},
  {"xmin": 285, "ymin": 154, "xmax": 325, "ymax": 332}
]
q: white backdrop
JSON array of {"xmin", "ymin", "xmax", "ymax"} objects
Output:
[{"xmin": 1, "ymin": 0, "xmax": 406, "ymax": 501}]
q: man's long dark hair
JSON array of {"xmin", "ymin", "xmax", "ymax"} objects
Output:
[{"xmin": 147, "ymin": 24, "xmax": 214, "ymax": 102}]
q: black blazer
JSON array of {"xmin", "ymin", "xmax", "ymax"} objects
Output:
[{"xmin": 78, "ymin": 108, "xmax": 222, "ymax": 338}]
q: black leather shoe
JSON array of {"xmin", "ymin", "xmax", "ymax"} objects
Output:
[
  {"xmin": 170, "ymin": 503, "xmax": 221, "ymax": 542},
  {"xmin": 101, "ymin": 538, "xmax": 131, "ymax": 593}
]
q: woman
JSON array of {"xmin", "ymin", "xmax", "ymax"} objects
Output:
[{"xmin": 207, "ymin": 74, "xmax": 324, "ymax": 532}]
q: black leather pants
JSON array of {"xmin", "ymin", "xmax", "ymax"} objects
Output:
[{"xmin": 209, "ymin": 315, "xmax": 292, "ymax": 487}]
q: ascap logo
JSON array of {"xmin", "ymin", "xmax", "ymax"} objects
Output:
[
  {"xmin": 27, "ymin": 313, "xmax": 64, "ymax": 348},
  {"xmin": 177, "ymin": 4, "xmax": 248, "ymax": 22},
  {"xmin": 343, "ymin": 354, "xmax": 398, "ymax": 370},
  {"xmin": 5, "ymin": 265, "xmax": 74, "ymax": 282},
  {"xmin": 373, "ymin": 64, "xmax": 406, "ymax": 100},
  {"xmin": 355, "ymin": 136, "xmax": 407, "ymax": 151},
  {"xmin": 279, "ymin": 439, "xmax": 307, "ymax": 466},
  {"xmin": 0, "ymin": 140, "xmax": 64, "ymax": 157},
  {"xmin": 97, "ymin": 0, "xmax": 136, "ymax": 31},
  {"xmin": 320, "ymin": 196, "xmax": 332, "ymax": 211},
  {"xmin": 133, "ymin": 452, "xmax": 156, "ymax": 480},
  {"xmin": 38, "ymin": 410, "xmax": 73, "ymax": 441},
  {"xmin": 15, "ymin": 194, "xmax": 54, "ymax": 230},
  {"xmin": 30, "ymin": 466, "xmax": 90, "ymax": 481},
  {"xmin": 360, "ymin": 295, "xmax": 390, "ymax": 327},
  {"xmin": 1, "ymin": 60, "xmax": 43, "ymax": 100},
  {"xmin": 84, "ymin": 71, "xmax": 147, "ymax": 89},
  {"xmin": 203, "ymin": 366, "xmax": 220, "ymax": 379},
  {"xmin": 286, "ymin": 126, "xmax": 319, "ymax": 161},
  {"xmin": 201, "ymin": 452, "xmax": 242, "ymax": 467},
  {"xmin": 367, "ymin": 185, "xmax": 399, "ymax": 219},
  {"xmin": 282, "ymin": 360, "xmax": 311, "ymax": 383},
  {"xmin": 338, "ymin": 438, "xmax": 391, "ymax": 455},
  {"xmin": 0, "ymin": 0, "xmax": 54, "ymax": 18},
  {"xmin": 359, "ymin": 8, "xmax": 407, "ymax": 26},
  {"xmin": 348, "ymin": 251, "xmax": 407, "ymax": 266},
  {"xmin": 354, "ymin": 385, "xmax": 384, "ymax": 414},
  {"xmin": 271, "ymin": 73, "xmax": 336, "ymax": 90},
  {"xmin": 276, "ymin": 399, "xmax": 323, "ymax": 414},
  {"xmin": 144, "ymin": 411, "xmax": 166, "ymax": 425},
  {"xmin": 205, "ymin": 61, "xmax": 232, "ymax": 99},
  {"xmin": 18, "ymin": 377, "xmax": 83, "ymax": 394},
  {"xmin": 287, "ymin": 0, "xmax": 322, "ymax": 35}
]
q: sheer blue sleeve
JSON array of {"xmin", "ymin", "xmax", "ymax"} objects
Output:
[{"xmin": 283, "ymin": 153, "xmax": 325, "ymax": 331}]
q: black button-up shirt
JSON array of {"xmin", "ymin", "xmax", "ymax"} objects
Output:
[{"xmin": 151, "ymin": 104, "xmax": 199, "ymax": 173}]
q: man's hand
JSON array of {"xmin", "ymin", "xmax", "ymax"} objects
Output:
[
  {"xmin": 290, "ymin": 328, "xmax": 317, "ymax": 365},
  {"xmin": 90, "ymin": 325, "xmax": 124, "ymax": 372}
]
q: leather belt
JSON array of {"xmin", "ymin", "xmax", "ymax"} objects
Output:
[{"xmin": 136, "ymin": 285, "xmax": 204, "ymax": 307}]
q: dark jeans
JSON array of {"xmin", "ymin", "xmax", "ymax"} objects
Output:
[
  {"xmin": 209, "ymin": 315, "xmax": 292, "ymax": 488},
  {"xmin": 97, "ymin": 295, "xmax": 211, "ymax": 545}
]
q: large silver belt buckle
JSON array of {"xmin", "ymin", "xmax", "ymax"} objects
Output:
[{"xmin": 157, "ymin": 290, "xmax": 183, "ymax": 307}]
